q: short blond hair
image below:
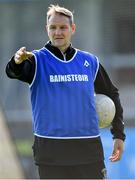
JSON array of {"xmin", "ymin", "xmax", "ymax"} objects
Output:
[{"xmin": 47, "ymin": 4, "xmax": 74, "ymax": 25}]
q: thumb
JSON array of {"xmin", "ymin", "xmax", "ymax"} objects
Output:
[{"xmin": 26, "ymin": 51, "xmax": 34, "ymax": 58}]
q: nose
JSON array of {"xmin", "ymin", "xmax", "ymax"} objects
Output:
[{"xmin": 55, "ymin": 28, "xmax": 61, "ymax": 35}]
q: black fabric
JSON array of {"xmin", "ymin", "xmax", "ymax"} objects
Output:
[
  {"xmin": 6, "ymin": 57, "xmax": 35, "ymax": 84},
  {"xmin": 45, "ymin": 41, "xmax": 76, "ymax": 60},
  {"xmin": 32, "ymin": 136, "xmax": 104, "ymax": 166},
  {"xmin": 38, "ymin": 160, "xmax": 106, "ymax": 179}
]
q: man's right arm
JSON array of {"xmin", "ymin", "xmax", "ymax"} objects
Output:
[
  {"xmin": 5, "ymin": 47, "xmax": 35, "ymax": 84},
  {"xmin": 6, "ymin": 56, "xmax": 35, "ymax": 84}
]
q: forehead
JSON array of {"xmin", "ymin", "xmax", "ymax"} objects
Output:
[{"xmin": 47, "ymin": 13, "xmax": 70, "ymax": 25}]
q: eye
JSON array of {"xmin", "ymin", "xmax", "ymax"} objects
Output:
[
  {"xmin": 60, "ymin": 25, "xmax": 68, "ymax": 30},
  {"xmin": 49, "ymin": 25, "xmax": 56, "ymax": 30}
]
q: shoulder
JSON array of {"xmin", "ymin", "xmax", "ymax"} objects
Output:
[
  {"xmin": 76, "ymin": 49, "xmax": 99, "ymax": 64},
  {"xmin": 32, "ymin": 48, "xmax": 49, "ymax": 62},
  {"xmin": 32, "ymin": 47, "xmax": 46, "ymax": 55},
  {"xmin": 76, "ymin": 49, "xmax": 98, "ymax": 59}
]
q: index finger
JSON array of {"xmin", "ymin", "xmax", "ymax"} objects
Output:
[{"xmin": 20, "ymin": 47, "xmax": 26, "ymax": 52}]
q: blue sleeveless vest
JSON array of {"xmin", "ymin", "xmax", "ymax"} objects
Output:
[{"xmin": 30, "ymin": 47, "xmax": 100, "ymax": 139}]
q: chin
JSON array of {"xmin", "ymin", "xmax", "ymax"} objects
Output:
[{"xmin": 54, "ymin": 43, "xmax": 64, "ymax": 49}]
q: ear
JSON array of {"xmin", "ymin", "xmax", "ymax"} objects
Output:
[{"xmin": 71, "ymin": 23, "xmax": 76, "ymax": 35}]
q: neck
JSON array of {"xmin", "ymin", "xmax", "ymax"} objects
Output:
[
  {"xmin": 45, "ymin": 41, "xmax": 76, "ymax": 61},
  {"xmin": 58, "ymin": 47, "xmax": 68, "ymax": 53},
  {"xmin": 50, "ymin": 41, "xmax": 71, "ymax": 53},
  {"xmin": 57, "ymin": 44, "xmax": 70, "ymax": 53},
  {"xmin": 48, "ymin": 41, "xmax": 71, "ymax": 54}
]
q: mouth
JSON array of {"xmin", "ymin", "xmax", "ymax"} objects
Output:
[{"xmin": 54, "ymin": 37, "xmax": 64, "ymax": 40}]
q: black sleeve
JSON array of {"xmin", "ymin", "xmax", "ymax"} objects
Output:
[
  {"xmin": 5, "ymin": 56, "xmax": 35, "ymax": 84},
  {"xmin": 94, "ymin": 63, "xmax": 126, "ymax": 141}
]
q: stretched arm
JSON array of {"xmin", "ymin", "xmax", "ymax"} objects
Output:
[{"xmin": 6, "ymin": 47, "xmax": 35, "ymax": 84}]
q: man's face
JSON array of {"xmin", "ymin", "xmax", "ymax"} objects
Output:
[{"xmin": 46, "ymin": 13, "xmax": 76, "ymax": 52}]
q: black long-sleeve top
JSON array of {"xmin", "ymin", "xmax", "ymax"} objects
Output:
[{"xmin": 6, "ymin": 42, "xmax": 125, "ymax": 165}]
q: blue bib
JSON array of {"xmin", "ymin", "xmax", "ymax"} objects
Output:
[{"xmin": 30, "ymin": 47, "xmax": 100, "ymax": 139}]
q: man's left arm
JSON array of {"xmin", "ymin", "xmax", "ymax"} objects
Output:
[{"xmin": 94, "ymin": 63, "xmax": 126, "ymax": 161}]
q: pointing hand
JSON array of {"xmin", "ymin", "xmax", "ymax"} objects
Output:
[{"xmin": 14, "ymin": 47, "xmax": 33, "ymax": 64}]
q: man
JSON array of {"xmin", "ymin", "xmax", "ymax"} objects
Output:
[{"xmin": 6, "ymin": 4, "xmax": 125, "ymax": 179}]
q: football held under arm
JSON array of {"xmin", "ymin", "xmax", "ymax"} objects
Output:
[{"xmin": 94, "ymin": 63, "xmax": 125, "ymax": 141}]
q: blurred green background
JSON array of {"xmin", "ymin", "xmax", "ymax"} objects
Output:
[{"xmin": 0, "ymin": 0, "xmax": 135, "ymax": 178}]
